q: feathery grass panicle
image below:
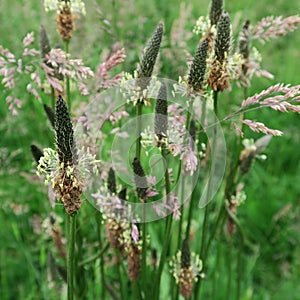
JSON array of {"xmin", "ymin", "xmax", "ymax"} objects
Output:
[
  {"xmin": 154, "ymin": 81, "xmax": 168, "ymax": 145},
  {"xmin": 132, "ymin": 157, "xmax": 148, "ymax": 201},
  {"xmin": 209, "ymin": 0, "xmax": 224, "ymax": 26},
  {"xmin": 188, "ymin": 38, "xmax": 209, "ymax": 93},
  {"xmin": 137, "ymin": 22, "xmax": 164, "ymax": 79},
  {"xmin": 252, "ymin": 15, "xmax": 300, "ymax": 44},
  {"xmin": 44, "ymin": 104, "xmax": 56, "ymax": 128},
  {"xmin": 30, "ymin": 144, "xmax": 44, "ymax": 164}
]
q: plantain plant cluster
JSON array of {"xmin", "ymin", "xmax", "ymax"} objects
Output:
[{"xmin": 1, "ymin": 0, "xmax": 300, "ymax": 299}]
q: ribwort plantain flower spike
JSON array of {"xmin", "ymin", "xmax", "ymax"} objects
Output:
[
  {"xmin": 40, "ymin": 26, "xmax": 51, "ymax": 61},
  {"xmin": 55, "ymin": 95, "xmax": 77, "ymax": 165},
  {"xmin": 107, "ymin": 167, "xmax": 117, "ymax": 194},
  {"xmin": 209, "ymin": 0, "xmax": 224, "ymax": 26},
  {"xmin": 188, "ymin": 38, "xmax": 209, "ymax": 92},
  {"xmin": 137, "ymin": 22, "xmax": 164, "ymax": 79},
  {"xmin": 154, "ymin": 81, "xmax": 168, "ymax": 145},
  {"xmin": 127, "ymin": 228, "xmax": 141, "ymax": 281},
  {"xmin": 179, "ymin": 239, "xmax": 194, "ymax": 298},
  {"xmin": 207, "ymin": 12, "xmax": 232, "ymax": 91},
  {"xmin": 215, "ymin": 12, "xmax": 231, "ymax": 62},
  {"xmin": 56, "ymin": 2, "xmax": 74, "ymax": 41},
  {"xmin": 44, "ymin": 104, "xmax": 56, "ymax": 128},
  {"xmin": 132, "ymin": 157, "xmax": 148, "ymax": 201},
  {"xmin": 239, "ymin": 20, "xmax": 251, "ymax": 74},
  {"xmin": 30, "ymin": 144, "xmax": 44, "ymax": 164}
]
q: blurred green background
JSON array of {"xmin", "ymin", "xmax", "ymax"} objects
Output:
[{"xmin": 0, "ymin": 0, "xmax": 299, "ymax": 299}]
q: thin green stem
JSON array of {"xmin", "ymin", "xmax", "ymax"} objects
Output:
[
  {"xmin": 142, "ymin": 211, "xmax": 147, "ymax": 299},
  {"xmin": 67, "ymin": 214, "xmax": 76, "ymax": 300},
  {"xmin": 136, "ymin": 102, "xmax": 143, "ymax": 160},
  {"xmin": 135, "ymin": 100, "xmax": 147, "ymax": 298},
  {"xmin": 78, "ymin": 243, "xmax": 109, "ymax": 267},
  {"xmin": 194, "ymin": 90, "xmax": 219, "ymax": 299},
  {"xmin": 236, "ymin": 238, "xmax": 242, "ymax": 300},
  {"xmin": 96, "ymin": 214, "xmax": 106, "ymax": 300},
  {"xmin": 115, "ymin": 250, "xmax": 125, "ymax": 300},
  {"xmin": 154, "ymin": 147, "xmax": 172, "ymax": 300},
  {"xmin": 64, "ymin": 40, "xmax": 71, "ymax": 110},
  {"xmin": 226, "ymin": 236, "xmax": 233, "ymax": 300}
]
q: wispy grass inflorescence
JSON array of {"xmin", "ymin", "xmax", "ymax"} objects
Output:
[{"xmin": 252, "ymin": 15, "xmax": 300, "ymax": 44}]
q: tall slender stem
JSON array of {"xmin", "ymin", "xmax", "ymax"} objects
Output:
[
  {"xmin": 226, "ymin": 236, "xmax": 233, "ymax": 300},
  {"xmin": 64, "ymin": 40, "xmax": 71, "ymax": 110},
  {"xmin": 96, "ymin": 213, "xmax": 106, "ymax": 300},
  {"xmin": 142, "ymin": 209, "xmax": 147, "ymax": 299},
  {"xmin": 194, "ymin": 90, "xmax": 219, "ymax": 299},
  {"xmin": 136, "ymin": 102, "xmax": 143, "ymax": 160},
  {"xmin": 67, "ymin": 214, "xmax": 76, "ymax": 300},
  {"xmin": 154, "ymin": 147, "xmax": 172, "ymax": 300}
]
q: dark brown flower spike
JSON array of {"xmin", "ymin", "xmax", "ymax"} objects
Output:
[
  {"xmin": 55, "ymin": 95, "xmax": 77, "ymax": 165},
  {"xmin": 44, "ymin": 104, "xmax": 56, "ymax": 128},
  {"xmin": 132, "ymin": 157, "xmax": 148, "ymax": 201},
  {"xmin": 188, "ymin": 38, "xmax": 209, "ymax": 92},
  {"xmin": 137, "ymin": 22, "xmax": 164, "ymax": 79},
  {"xmin": 30, "ymin": 144, "xmax": 44, "ymax": 164},
  {"xmin": 209, "ymin": 0, "xmax": 224, "ymax": 26},
  {"xmin": 107, "ymin": 167, "xmax": 117, "ymax": 194},
  {"xmin": 154, "ymin": 81, "xmax": 168, "ymax": 145}
]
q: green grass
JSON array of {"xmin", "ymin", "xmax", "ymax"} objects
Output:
[{"xmin": 1, "ymin": 0, "xmax": 300, "ymax": 299}]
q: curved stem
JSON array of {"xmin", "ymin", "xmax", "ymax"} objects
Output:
[{"xmin": 67, "ymin": 214, "xmax": 76, "ymax": 300}]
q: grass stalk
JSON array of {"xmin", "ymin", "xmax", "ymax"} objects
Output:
[
  {"xmin": 96, "ymin": 213, "xmax": 106, "ymax": 300},
  {"xmin": 154, "ymin": 146, "xmax": 172, "ymax": 300},
  {"xmin": 226, "ymin": 236, "xmax": 233, "ymax": 300},
  {"xmin": 64, "ymin": 40, "xmax": 71, "ymax": 111},
  {"xmin": 67, "ymin": 214, "xmax": 76, "ymax": 300},
  {"xmin": 194, "ymin": 90, "xmax": 219, "ymax": 299}
]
